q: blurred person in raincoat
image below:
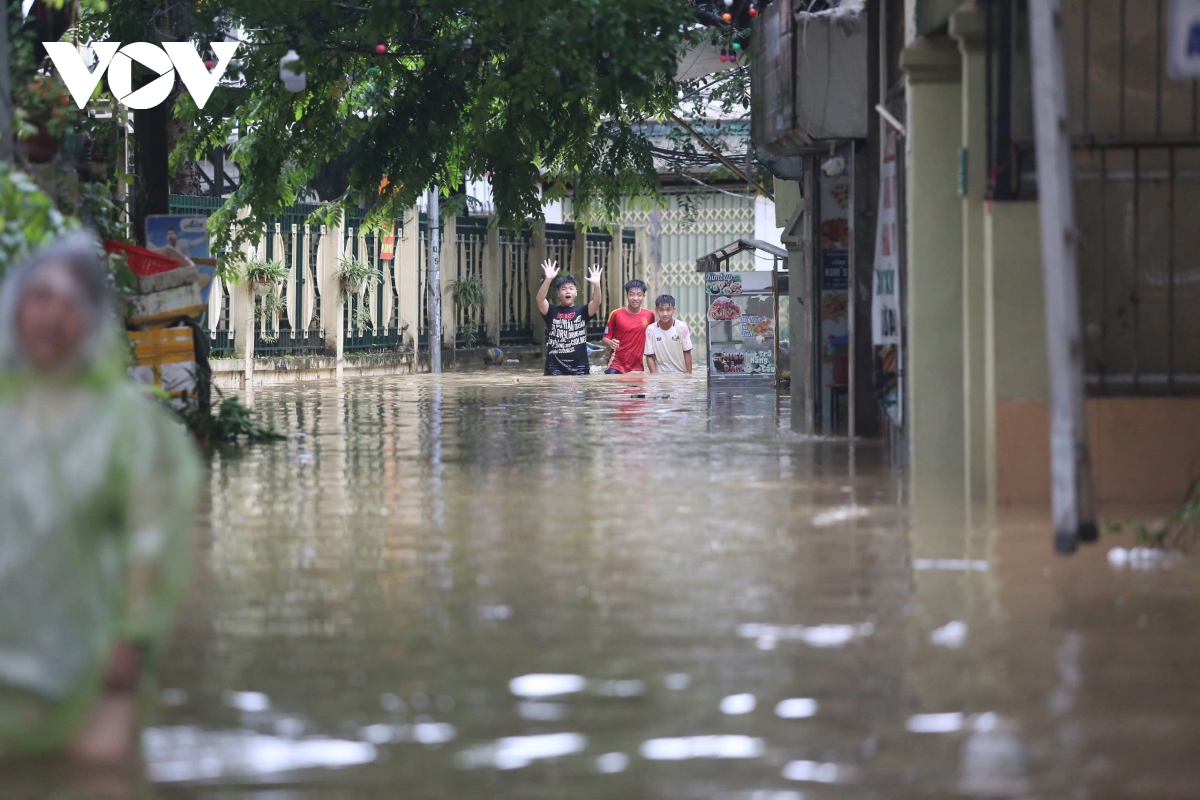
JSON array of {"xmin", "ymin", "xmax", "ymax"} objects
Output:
[{"xmin": 0, "ymin": 232, "xmax": 200, "ymax": 763}]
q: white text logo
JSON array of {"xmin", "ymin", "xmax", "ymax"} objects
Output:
[{"xmin": 43, "ymin": 41, "xmax": 239, "ymax": 110}]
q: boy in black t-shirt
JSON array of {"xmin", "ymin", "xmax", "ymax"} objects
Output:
[{"xmin": 536, "ymin": 259, "xmax": 605, "ymax": 376}]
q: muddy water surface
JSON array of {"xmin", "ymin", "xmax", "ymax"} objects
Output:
[{"xmin": 20, "ymin": 368, "xmax": 1200, "ymax": 798}]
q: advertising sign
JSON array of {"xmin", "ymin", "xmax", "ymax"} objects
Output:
[
  {"xmin": 872, "ymin": 131, "xmax": 902, "ymax": 425},
  {"xmin": 705, "ymin": 272, "xmax": 777, "ymax": 381},
  {"xmin": 1170, "ymin": 0, "xmax": 1200, "ymax": 78},
  {"xmin": 872, "ymin": 133, "xmax": 900, "ymax": 346},
  {"xmin": 145, "ymin": 215, "xmax": 217, "ymax": 305}
]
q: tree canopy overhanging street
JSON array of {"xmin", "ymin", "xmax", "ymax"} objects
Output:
[{"xmin": 111, "ymin": 0, "xmax": 700, "ymax": 252}]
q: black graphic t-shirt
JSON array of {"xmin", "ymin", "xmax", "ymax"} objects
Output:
[{"xmin": 542, "ymin": 304, "xmax": 594, "ymax": 375}]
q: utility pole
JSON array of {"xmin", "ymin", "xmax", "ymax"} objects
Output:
[
  {"xmin": 427, "ymin": 186, "xmax": 443, "ymax": 374},
  {"xmin": 1029, "ymin": 0, "xmax": 1097, "ymax": 553}
]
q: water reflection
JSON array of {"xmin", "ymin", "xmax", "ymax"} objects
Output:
[{"xmin": 20, "ymin": 370, "xmax": 1200, "ymax": 798}]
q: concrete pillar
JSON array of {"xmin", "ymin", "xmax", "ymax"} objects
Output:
[
  {"xmin": 951, "ymin": 2, "xmax": 990, "ymax": 508},
  {"xmin": 232, "ymin": 283, "xmax": 254, "ymax": 391},
  {"xmin": 397, "ymin": 206, "xmax": 420, "ymax": 350},
  {"xmin": 900, "ymin": 36, "xmax": 965, "ymax": 502},
  {"xmin": 319, "ymin": 224, "xmax": 344, "ymax": 374},
  {"xmin": 530, "ymin": 220, "xmax": 547, "ymax": 344},
  {"xmin": 778, "ymin": 173, "xmax": 814, "ymax": 434},
  {"xmin": 484, "ymin": 218, "xmax": 502, "ymax": 347}
]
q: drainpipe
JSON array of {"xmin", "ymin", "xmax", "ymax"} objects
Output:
[{"xmin": 1029, "ymin": 0, "xmax": 1097, "ymax": 553}]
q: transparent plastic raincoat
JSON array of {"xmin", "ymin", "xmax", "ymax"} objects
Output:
[{"xmin": 0, "ymin": 234, "xmax": 201, "ymax": 757}]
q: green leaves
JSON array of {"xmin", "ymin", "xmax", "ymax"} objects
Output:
[{"xmin": 0, "ymin": 165, "xmax": 76, "ymax": 276}]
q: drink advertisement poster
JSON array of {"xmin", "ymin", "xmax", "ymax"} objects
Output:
[
  {"xmin": 705, "ymin": 275, "xmax": 776, "ymax": 379},
  {"xmin": 145, "ymin": 215, "xmax": 217, "ymax": 305}
]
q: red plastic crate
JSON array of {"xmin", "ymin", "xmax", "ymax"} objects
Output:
[{"xmin": 103, "ymin": 240, "xmax": 179, "ymax": 276}]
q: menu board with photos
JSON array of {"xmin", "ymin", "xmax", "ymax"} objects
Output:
[{"xmin": 704, "ymin": 272, "xmax": 777, "ymax": 382}]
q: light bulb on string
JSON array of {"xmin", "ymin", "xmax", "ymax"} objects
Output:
[
  {"xmin": 279, "ymin": 49, "xmax": 306, "ymax": 92},
  {"xmin": 375, "ymin": 39, "xmax": 387, "ymax": 54}
]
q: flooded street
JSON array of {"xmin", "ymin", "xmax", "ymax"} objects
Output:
[{"xmin": 18, "ymin": 369, "xmax": 1200, "ymax": 798}]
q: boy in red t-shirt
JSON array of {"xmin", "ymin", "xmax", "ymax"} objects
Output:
[{"xmin": 601, "ymin": 279, "xmax": 655, "ymax": 374}]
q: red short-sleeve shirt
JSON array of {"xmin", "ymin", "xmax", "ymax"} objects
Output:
[{"xmin": 604, "ymin": 308, "xmax": 655, "ymax": 373}]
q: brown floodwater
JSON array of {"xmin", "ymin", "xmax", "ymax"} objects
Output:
[{"xmin": 10, "ymin": 367, "xmax": 1200, "ymax": 798}]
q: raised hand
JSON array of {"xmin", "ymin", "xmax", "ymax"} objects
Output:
[
  {"xmin": 541, "ymin": 260, "xmax": 560, "ymax": 280},
  {"xmin": 586, "ymin": 264, "xmax": 603, "ymax": 286}
]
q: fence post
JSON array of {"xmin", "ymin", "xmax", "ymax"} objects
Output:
[
  {"xmin": 442, "ymin": 215, "xmax": 458, "ymax": 348},
  {"xmin": 605, "ymin": 232, "xmax": 622, "ymax": 312},
  {"xmin": 397, "ymin": 206, "xmax": 420, "ymax": 353},
  {"xmin": 484, "ymin": 217, "xmax": 502, "ymax": 347},
  {"xmin": 647, "ymin": 210, "xmax": 662, "ymax": 306},
  {"xmin": 233, "ymin": 207, "xmax": 256, "ymax": 390},
  {"xmin": 284, "ymin": 224, "xmax": 298, "ymax": 334},
  {"xmin": 530, "ymin": 219, "xmax": 547, "ymax": 344},
  {"xmin": 572, "ymin": 224, "xmax": 587, "ymax": 277}
]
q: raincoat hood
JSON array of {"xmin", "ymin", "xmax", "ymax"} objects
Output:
[{"xmin": 0, "ymin": 231, "xmax": 125, "ymax": 383}]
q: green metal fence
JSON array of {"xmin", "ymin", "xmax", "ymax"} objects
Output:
[
  {"xmin": 499, "ymin": 227, "xmax": 533, "ymax": 344},
  {"xmin": 170, "ymin": 196, "xmax": 643, "ymax": 358}
]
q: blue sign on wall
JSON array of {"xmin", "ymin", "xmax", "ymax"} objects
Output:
[{"xmin": 821, "ymin": 250, "xmax": 849, "ymax": 292}]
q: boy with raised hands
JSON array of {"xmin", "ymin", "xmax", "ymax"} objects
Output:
[{"xmin": 536, "ymin": 259, "xmax": 605, "ymax": 376}]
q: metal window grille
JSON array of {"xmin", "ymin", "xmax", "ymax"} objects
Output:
[{"xmin": 988, "ymin": 0, "xmax": 1200, "ymax": 395}]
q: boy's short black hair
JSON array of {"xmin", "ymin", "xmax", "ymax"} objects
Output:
[
  {"xmin": 655, "ymin": 294, "xmax": 676, "ymax": 308},
  {"xmin": 624, "ymin": 279, "xmax": 648, "ymax": 293},
  {"xmin": 552, "ymin": 275, "xmax": 578, "ymax": 290}
]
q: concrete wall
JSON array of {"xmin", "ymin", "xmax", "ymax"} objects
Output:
[
  {"xmin": 986, "ymin": 201, "xmax": 1200, "ymax": 506},
  {"xmin": 996, "ymin": 398, "xmax": 1200, "ymax": 506}
]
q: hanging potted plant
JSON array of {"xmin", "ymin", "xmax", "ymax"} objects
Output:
[
  {"xmin": 448, "ymin": 274, "xmax": 488, "ymax": 350},
  {"xmin": 243, "ymin": 258, "xmax": 289, "ymax": 296},
  {"xmin": 335, "ymin": 257, "xmax": 377, "ymax": 299},
  {"xmin": 15, "ymin": 75, "xmax": 77, "ymax": 164}
]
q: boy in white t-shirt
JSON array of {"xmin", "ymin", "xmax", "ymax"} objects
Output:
[{"xmin": 644, "ymin": 294, "xmax": 693, "ymax": 374}]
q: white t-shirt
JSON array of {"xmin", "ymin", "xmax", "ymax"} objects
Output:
[{"xmin": 643, "ymin": 320, "xmax": 693, "ymax": 373}]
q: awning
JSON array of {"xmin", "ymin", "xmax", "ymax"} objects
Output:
[{"xmin": 695, "ymin": 238, "xmax": 788, "ymax": 273}]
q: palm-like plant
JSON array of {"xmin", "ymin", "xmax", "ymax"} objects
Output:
[
  {"xmin": 336, "ymin": 257, "xmax": 378, "ymax": 299},
  {"xmin": 243, "ymin": 258, "xmax": 289, "ymax": 295},
  {"xmin": 449, "ymin": 275, "xmax": 487, "ymax": 349}
]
